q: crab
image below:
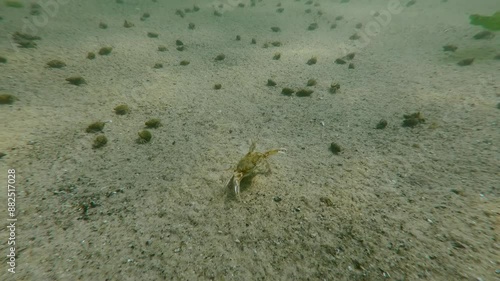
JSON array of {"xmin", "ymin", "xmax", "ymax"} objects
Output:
[{"xmin": 225, "ymin": 141, "xmax": 286, "ymax": 195}]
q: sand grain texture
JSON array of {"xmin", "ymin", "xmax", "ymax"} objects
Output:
[{"xmin": 0, "ymin": 0, "xmax": 499, "ymax": 280}]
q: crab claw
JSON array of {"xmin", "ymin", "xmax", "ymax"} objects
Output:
[
  {"xmin": 225, "ymin": 174, "xmax": 242, "ymax": 195},
  {"xmin": 234, "ymin": 178, "xmax": 241, "ymax": 195},
  {"xmin": 233, "ymin": 172, "xmax": 243, "ymax": 195}
]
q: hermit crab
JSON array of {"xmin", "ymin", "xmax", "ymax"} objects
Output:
[{"xmin": 225, "ymin": 141, "xmax": 286, "ymax": 195}]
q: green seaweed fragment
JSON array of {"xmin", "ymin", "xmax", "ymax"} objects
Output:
[
  {"xmin": 5, "ymin": 0, "xmax": 24, "ymax": 8},
  {"xmin": 469, "ymin": 11, "xmax": 500, "ymax": 31}
]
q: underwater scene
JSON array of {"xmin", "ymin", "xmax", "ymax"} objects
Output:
[{"xmin": 0, "ymin": 0, "xmax": 499, "ymax": 280}]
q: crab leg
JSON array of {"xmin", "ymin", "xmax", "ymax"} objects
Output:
[
  {"xmin": 225, "ymin": 175, "xmax": 234, "ymax": 191},
  {"xmin": 263, "ymin": 148, "xmax": 287, "ymax": 157}
]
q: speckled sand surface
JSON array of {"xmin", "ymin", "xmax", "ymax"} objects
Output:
[{"xmin": 0, "ymin": 0, "xmax": 499, "ymax": 280}]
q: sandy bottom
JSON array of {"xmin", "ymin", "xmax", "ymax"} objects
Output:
[{"xmin": 0, "ymin": 0, "xmax": 499, "ymax": 280}]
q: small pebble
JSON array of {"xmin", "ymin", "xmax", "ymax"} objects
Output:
[
  {"xmin": 66, "ymin": 76, "xmax": 86, "ymax": 86},
  {"xmin": 306, "ymin": 57, "xmax": 317, "ymax": 65},
  {"xmin": 330, "ymin": 142, "xmax": 342, "ymax": 154},
  {"xmin": 296, "ymin": 89, "xmax": 313, "ymax": 97},
  {"xmin": 442, "ymin": 44, "xmax": 457, "ymax": 52},
  {"xmin": 473, "ymin": 30, "xmax": 494, "ymax": 40},
  {"xmin": 281, "ymin": 87, "xmax": 294, "ymax": 96},
  {"xmin": 376, "ymin": 119, "xmax": 388, "ymax": 129},
  {"xmin": 0, "ymin": 93, "xmax": 15, "ymax": 104},
  {"xmin": 350, "ymin": 33, "xmax": 360, "ymax": 40},
  {"xmin": 335, "ymin": 58, "xmax": 346, "ymax": 65},
  {"xmin": 147, "ymin": 32, "xmax": 159, "ymax": 38},
  {"xmin": 406, "ymin": 0, "xmax": 416, "ymax": 7},
  {"xmin": 306, "ymin": 79, "xmax": 316, "ymax": 86},
  {"xmin": 92, "ymin": 135, "xmax": 107, "ymax": 149},
  {"xmin": 457, "ymin": 58, "xmax": 474, "ymax": 66},
  {"xmin": 123, "ymin": 20, "xmax": 134, "ymax": 28},
  {"xmin": 98, "ymin": 46, "xmax": 112, "ymax": 55},
  {"xmin": 344, "ymin": 53, "xmax": 355, "ymax": 60},
  {"xmin": 215, "ymin": 54, "xmax": 225, "ymax": 61},
  {"xmin": 175, "ymin": 9, "xmax": 185, "ymax": 18},
  {"xmin": 307, "ymin": 23, "xmax": 318, "ymax": 31}
]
